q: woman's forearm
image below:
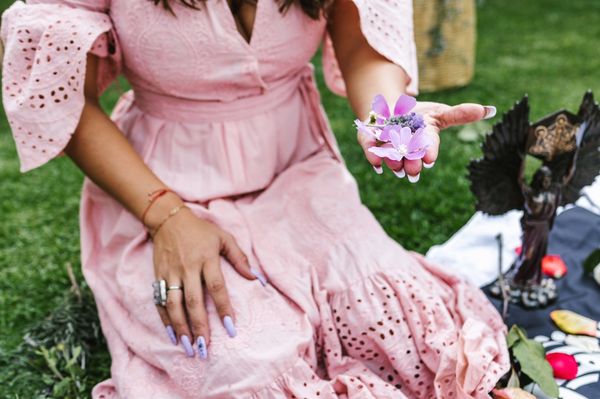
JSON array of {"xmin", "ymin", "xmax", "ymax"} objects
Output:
[
  {"xmin": 328, "ymin": 0, "xmax": 410, "ymax": 120},
  {"xmin": 64, "ymin": 55, "xmax": 181, "ymax": 228}
]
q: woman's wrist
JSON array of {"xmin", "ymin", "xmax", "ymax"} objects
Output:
[{"xmin": 143, "ymin": 191, "xmax": 185, "ymax": 230}]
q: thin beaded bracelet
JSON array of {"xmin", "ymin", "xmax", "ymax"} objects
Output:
[
  {"xmin": 149, "ymin": 204, "xmax": 189, "ymax": 238},
  {"xmin": 141, "ymin": 188, "xmax": 174, "ymax": 226}
]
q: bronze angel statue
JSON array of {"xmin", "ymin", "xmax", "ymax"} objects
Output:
[{"xmin": 469, "ymin": 91, "xmax": 600, "ymax": 308}]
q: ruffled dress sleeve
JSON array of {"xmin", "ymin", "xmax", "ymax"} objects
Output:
[
  {"xmin": 322, "ymin": 0, "xmax": 418, "ymax": 97},
  {"xmin": 1, "ymin": 0, "xmax": 122, "ymax": 172}
]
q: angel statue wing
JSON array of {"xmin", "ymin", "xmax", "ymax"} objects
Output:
[
  {"xmin": 468, "ymin": 96, "xmax": 531, "ymax": 215},
  {"xmin": 547, "ymin": 91, "xmax": 600, "ymax": 205}
]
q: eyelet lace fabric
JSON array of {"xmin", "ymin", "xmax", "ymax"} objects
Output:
[
  {"xmin": 1, "ymin": 0, "xmax": 121, "ymax": 172},
  {"xmin": 2, "ymin": 1, "xmax": 506, "ymax": 398},
  {"xmin": 322, "ymin": 0, "xmax": 419, "ymax": 97}
]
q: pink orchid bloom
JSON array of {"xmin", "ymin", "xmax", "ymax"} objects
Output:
[
  {"xmin": 371, "ymin": 94, "xmax": 417, "ymax": 124},
  {"xmin": 367, "ymin": 126, "xmax": 431, "ymax": 161}
]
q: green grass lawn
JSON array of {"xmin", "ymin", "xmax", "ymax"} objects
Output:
[{"xmin": 1, "ymin": 0, "xmax": 600, "ymax": 397}]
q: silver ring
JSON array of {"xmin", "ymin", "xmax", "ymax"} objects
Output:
[
  {"xmin": 167, "ymin": 285, "xmax": 183, "ymax": 291},
  {"xmin": 152, "ymin": 279, "xmax": 167, "ymax": 307}
]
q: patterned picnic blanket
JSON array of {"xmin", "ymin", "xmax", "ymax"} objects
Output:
[{"xmin": 485, "ymin": 206, "xmax": 600, "ymax": 399}]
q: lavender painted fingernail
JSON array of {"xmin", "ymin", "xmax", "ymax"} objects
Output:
[
  {"xmin": 181, "ymin": 335, "xmax": 194, "ymax": 357},
  {"xmin": 197, "ymin": 336, "xmax": 208, "ymax": 360},
  {"xmin": 223, "ymin": 316, "xmax": 237, "ymax": 338},
  {"xmin": 423, "ymin": 161, "xmax": 435, "ymax": 169},
  {"xmin": 166, "ymin": 325, "xmax": 177, "ymax": 345},
  {"xmin": 483, "ymin": 106, "xmax": 497, "ymax": 119},
  {"xmin": 250, "ymin": 267, "xmax": 268, "ymax": 287},
  {"xmin": 373, "ymin": 165, "xmax": 383, "ymax": 175}
]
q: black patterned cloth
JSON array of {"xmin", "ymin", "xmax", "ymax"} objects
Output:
[{"xmin": 485, "ymin": 206, "xmax": 600, "ymax": 398}]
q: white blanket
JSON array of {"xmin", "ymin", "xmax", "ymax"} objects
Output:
[{"xmin": 426, "ymin": 177, "xmax": 600, "ymax": 287}]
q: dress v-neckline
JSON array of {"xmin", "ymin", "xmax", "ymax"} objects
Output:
[{"xmin": 221, "ymin": 0, "xmax": 261, "ymax": 49}]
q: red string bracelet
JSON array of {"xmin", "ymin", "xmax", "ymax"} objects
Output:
[{"xmin": 141, "ymin": 188, "xmax": 174, "ymax": 226}]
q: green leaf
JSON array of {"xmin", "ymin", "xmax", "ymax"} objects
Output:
[
  {"xmin": 42, "ymin": 373, "xmax": 54, "ymax": 386},
  {"xmin": 583, "ymin": 248, "xmax": 600, "ymax": 274},
  {"xmin": 507, "ymin": 325, "xmax": 526, "ymax": 348},
  {"xmin": 52, "ymin": 377, "xmax": 72, "ymax": 397},
  {"xmin": 512, "ymin": 339, "xmax": 559, "ymax": 397},
  {"xmin": 72, "ymin": 346, "xmax": 82, "ymax": 360}
]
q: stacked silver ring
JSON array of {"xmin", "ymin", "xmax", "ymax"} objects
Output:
[
  {"xmin": 153, "ymin": 280, "xmax": 184, "ymax": 306},
  {"xmin": 152, "ymin": 279, "xmax": 167, "ymax": 307}
]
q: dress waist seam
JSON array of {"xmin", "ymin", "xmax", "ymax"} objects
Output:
[{"xmin": 112, "ymin": 64, "xmax": 344, "ymax": 163}]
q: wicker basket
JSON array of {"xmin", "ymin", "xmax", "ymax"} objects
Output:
[{"xmin": 413, "ymin": 0, "xmax": 476, "ymax": 92}]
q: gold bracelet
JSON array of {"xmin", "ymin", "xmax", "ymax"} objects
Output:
[{"xmin": 149, "ymin": 204, "xmax": 189, "ymax": 238}]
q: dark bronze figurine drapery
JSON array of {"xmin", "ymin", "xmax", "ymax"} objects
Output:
[{"xmin": 468, "ymin": 92, "xmax": 600, "ymax": 308}]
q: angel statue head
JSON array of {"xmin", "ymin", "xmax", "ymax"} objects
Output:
[
  {"xmin": 469, "ymin": 92, "xmax": 600, "ymax": 308},
  {"xmin": 531, "ymin": 166, "xmax": 553, "ymax": 192}
]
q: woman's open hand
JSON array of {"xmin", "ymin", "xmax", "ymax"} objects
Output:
[
  {"xmin": 357, "ymin": 101, "xmax": 496, "ymax": 182},
  {"xmin": 147, "ymin": 196, "xmax": 264, "ymax": 359}
]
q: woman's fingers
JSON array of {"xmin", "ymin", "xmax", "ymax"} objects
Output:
[
  {"xmin": 383, "ymin": 158, "xmax": 405, "ymax": 178},
  {"xmin": 437, "ymin": 103, "xmax": 496, "ymax": 129},
  {"xmin": 404, "ymin": 125, "xmax": 440, "ymax": 181},
  {"xmin": 403, "ymin": 159, "xmax": 422, "ymax": 182},
  {"xmin": 357, "ymin": 129, "xmax": 383, "ymax": 173},
  {"xmin": 183, "ymin": 271, "xmax": 210, "ymax": 359},
  {"xmin": 203, "ymin": 258, "xmax": 237, "ymax": 338},
  {"xmin": 155, "ymin": 305, "xmax": 177, "ymax": 345},
  {"xmin": 361, "ymin": 101, "xmax": 495, "ymax": 178},
  {"xmin": 220, "ymin": 232, "xmax": 259, "ymax": 282},
  {"xmin": 421, "ymin": 125, "xmax": 441, "ymax": 167},
  {"xmin": 164, "ymin": 278, "xmax": 195, "ymax": 357}
]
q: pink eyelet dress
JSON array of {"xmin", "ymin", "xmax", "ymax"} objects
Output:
[{"xmin": 1, "ymin": 0, "xmax": 510, "ymax": 398}]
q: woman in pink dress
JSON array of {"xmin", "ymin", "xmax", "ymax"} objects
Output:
[{"xmin": 1, "ymin": 0, "xmax": 509, "ymax": 397}]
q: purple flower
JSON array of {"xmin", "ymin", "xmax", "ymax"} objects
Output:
[
  {"xmin": 371, "ymin": 94, "xmax": 417, "ymax": 124},
  {"xmin": 388, "ymin": 112, "xmax": 426, "ymax": 131},
  {"xmin": 368, "ymin": 94, "xmax": 425, "ymax": 137},
  {"xmin": 368, "ymin": 126, "xmax": 431, "ymax": 161},
  {"xmin": 354, "ymin": 119, "xmax": 377, "ymax": 140}
]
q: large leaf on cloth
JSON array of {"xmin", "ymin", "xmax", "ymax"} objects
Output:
[{"xmin": 507, "ymin": 325, "xmax": 559, "ymax": 398}]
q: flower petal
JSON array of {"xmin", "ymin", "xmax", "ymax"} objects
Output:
[
  {"xmin": 551, "ymin": 310, "xmax": 598, "ymax": 336},
  {"xmin": 372, "ymin": 94, "xmax": 390, "ymax": 119},
  {"xmin": 405, "ymin": 149, "xmax": 427, "ymax": 160},
  {"xmin": 393, "ymin": 94, "xmax": 417, "ymax": 116},
  {"xmin": 492, "ymin": 388, "xmax": 536, "ymax": 399},
  {"xmin": 399, "ymin": 126, "xmax": 413, "ymax": 145},
  {"xmin": 368, "ymin": 145, "xmax": 403, "ymax": 161},
  {"xmin": 408, "ymin": 129, "xmax": 433, "ymax": 152},
  {"xmin": 355, "ymin": 119, "xmax": 376, "ymax": 139},
  {"xmin": 379, "ymin": 125, "xmax": 394, "ymax": 142},
  {"xmin": 405, "ymin": 129, "xmax": 432, "ymax": 160},
  {"xmin": 389, "ymin": 128, "xmax": 402, "ymax": 149}
]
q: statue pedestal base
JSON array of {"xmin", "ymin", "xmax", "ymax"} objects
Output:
[{"xmin": 489, "ymin": 277, "xmax": 558, "ymax": 309}]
